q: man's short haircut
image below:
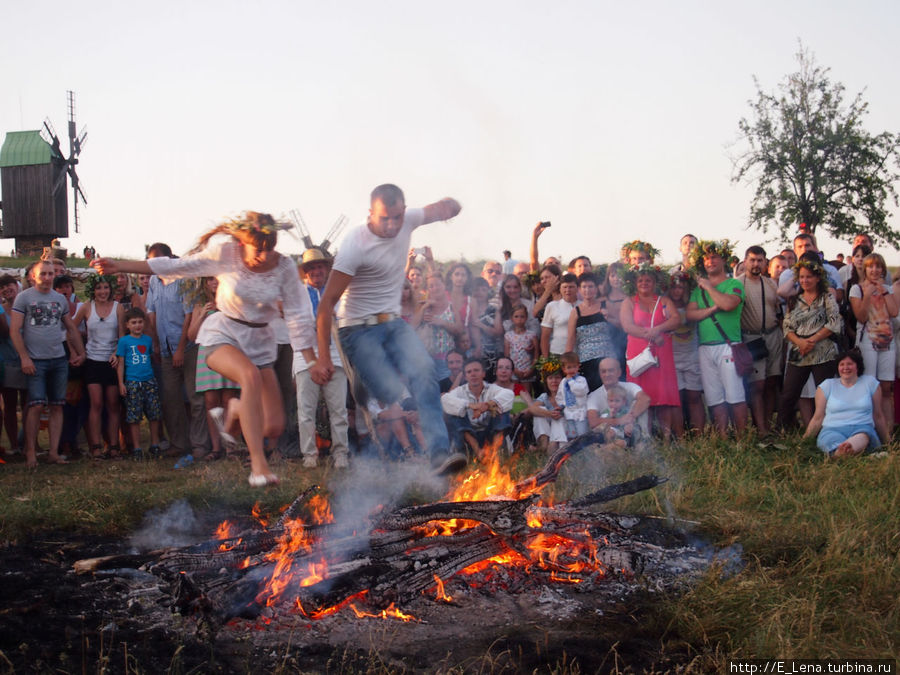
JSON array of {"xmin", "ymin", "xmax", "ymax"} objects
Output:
[
  {"xmin": 0, "ymin": 274, "xmax": 17, "ymax": 288},
  {"xmin": 147, "ymin": 242, "xmax": 173, "ymax": 258},
  {"xmin": 793, "ymin": 233, "xmax": 816, "ymax": 248},
  {"xmin": 446, "ymin": 349, "xmax": 465, "ymax": 364},
  {"xmin": 854, "ymin": 232, "xmax": 873, "ymax": 245},
  {"xmin": 370, "ymin": 183, "xmax": 405, "ymax": 207},
  {"xmin": 770, "ymin": 254, "xmax": 786, "ymax": 263},
  {"xmin": 463, "ymin": 357, "xmax": 485, "ymax": 371},
  {"xmin": 560, "ymin": 351, "xmax": 580, "ymax": 367},
  {"xmin": 52, "ymin": 275, "xmax": 74, "ymax": 290},
  {"xmin": 745, "ymin": 245, "xmax": 766, "ymax": 259},
  {"xmin": 502, "ymin": 250, "xmax": 511, "ymax": 258},
  {"xmin": 30, "ymin": 260, "xmax": 52, "ymax": 278},
  {"xmin": 124, "ymin": 307, "xmax": 146, "ymax": 322},
  {"xmin": 577, "ymin": 272, "xmax": 598, "ymax": 287},
  {"xmin": 560, "ymin": 273, "xmax": 578, "ymax": 285}
]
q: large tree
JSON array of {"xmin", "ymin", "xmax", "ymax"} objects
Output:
[{"xmin": 731, "ymin": 45, "xmax": 900, "ymax": 247}]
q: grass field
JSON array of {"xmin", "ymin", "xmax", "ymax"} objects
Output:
[{"xmin": 1, "ymin": 430, "xmax": 897, "ymax": 671}]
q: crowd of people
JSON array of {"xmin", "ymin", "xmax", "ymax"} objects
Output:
[{"xmin": 1, "ymin": 198, "xmax": 894, "ymax": 485}]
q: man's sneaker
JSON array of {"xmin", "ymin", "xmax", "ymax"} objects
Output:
[
  {"xmin": 333, "ymin": 454, "xmax": 349, "ymax": 469},
  {"xmin": 148, "ymin": 445, "xmax": 161, "ymax": 459},
  {"xmin": 132, "ymin": 447, "xmax": 144, "ymax": 462},
  {"xmin": 302, "ymin": 455, "xmax": 318, "ymax": 469},
  {"xmin": 432, "ymin": 452, "xmax": 468, "ymax": 476},
  {"xmin": 173, "ymin": 454, "xmax": 194, "ymax": 470}
]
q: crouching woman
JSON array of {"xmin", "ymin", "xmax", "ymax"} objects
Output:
[{"xmin": 803, "ymin": 349, "xmax": 890, "ymax": 457}]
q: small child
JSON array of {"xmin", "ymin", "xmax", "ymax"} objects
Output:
[
  {"xmin": 601, "ymin": 383, "xmax": 639, "ymax": 448},
  {"xmin": 116, "ymin": 307, "xmax": 162, "ymax": 460},
  {"xmin": 526, "ymin": 358, "xmax": 567, "ymax": 453},
  {"xmin": 504, "ymin": 303, "xmax": 538, "ymax": 387},
  {"xmin": 556, "ymin": 351, "xmax": 589, "ymax": 440}
]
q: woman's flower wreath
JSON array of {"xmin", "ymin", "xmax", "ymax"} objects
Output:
[
  {"xmin": 688, "ymin": 239, "xmax": 735, "ymax": 278},
  {"xmin": 620, "ymin": 263, "xmax": 671, "ymax": 297},
  {"xmin": 792, "ymin": 257, "xmax": 826, "ymax": 279},
  {"xmin": 535, "ymin": 355, "xmax": 563, "ymax": 382},
  {"xmin": 83, "ymin": 273, "xmax": 118, "ymax": 300}
]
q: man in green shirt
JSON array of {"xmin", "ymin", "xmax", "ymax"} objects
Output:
[{"xmin": 686, "ymin": 241, "xmax": 747, "ymax": 434}]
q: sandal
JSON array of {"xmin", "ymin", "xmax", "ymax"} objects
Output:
[
  {"xmin": 91, "ymin": 444, "xmax": 109, "ymax": 461},
  {"xmin": 202, "ymin": 449, "xmax": 224, "ymax": 461},
  {"xmin": 248, "ymin": 473, "xmax": 279, "ymax": 487},
  {"xmin": 108, "ymin": 445, "xmax": 123, "ymax": 460},
  {"xmin": 208, "ymin": 407, "xmax": 239, "ymax": 452}
]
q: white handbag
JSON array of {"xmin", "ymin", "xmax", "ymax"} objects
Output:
[{"xmin": 626, "ymin": 297, "xmax": 661, "ymax": 377}]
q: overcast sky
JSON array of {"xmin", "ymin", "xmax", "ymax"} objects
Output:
[{"xmin": 2, "ymin": 0, "xmax": 898, "ymax": 266}]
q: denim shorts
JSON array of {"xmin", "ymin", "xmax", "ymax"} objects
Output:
[{"xmin": 26, "ymin": 356, "xmax": 69, "ymax": 408}]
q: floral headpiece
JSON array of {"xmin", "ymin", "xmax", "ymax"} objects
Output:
[
  {"xmin": 621, "ymin": 240, "xmax": 660, "ymax": 262},
  {"xmin": 668, "ymin": 270, "xmax": 697, "ymax": 293},
  {"xmin": 688, "ymin": 239, "xmax": 735, "ymax": 278},
  {"xmin": 223, "ymin": 211, "xmax": 291, "ymax": 238},
  {"xmin": 535, "ymin": 355, "xmax": 563, "ymax": 381},
  {"xmin": 620, "ymin": 263, "xmax": 670, "ymax": 297},
  {"xmin": 83, "ymin": 273, "xmax": 118, "ymax": 299},
  {"xmin": 792, "ymin": 257, "xmax": 825, "ymax": 278}
]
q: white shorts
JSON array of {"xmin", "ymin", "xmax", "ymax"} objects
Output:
[
  {"xmin": 859, "ymin": 333, "xmax": 896, "ymax": 381},
  {"xmin": 698, "ymin": 343, "xmax": 746, "ymax": 406}
]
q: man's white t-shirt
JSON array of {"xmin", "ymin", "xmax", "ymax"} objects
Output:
[
  {"xmin": 332, "ymin": 207, "xmax": 426, "ymax": 321},
  {"xmin": 586, "ymin": 381, "xmax": 649, "ymax": 435}
]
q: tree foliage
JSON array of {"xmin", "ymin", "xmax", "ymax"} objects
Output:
[{"xmin": 731, "ymin": 45, "xmax": 900, "ymax": 247}]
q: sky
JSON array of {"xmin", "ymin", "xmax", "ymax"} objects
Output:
[{"xmin": 2, "ymin": 0, "xmax": 899, "ymax": 267}]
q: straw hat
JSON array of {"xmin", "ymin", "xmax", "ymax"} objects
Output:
[{"xmin": 300, "ymin": 247, "xmax": 332, "ymax": 270}]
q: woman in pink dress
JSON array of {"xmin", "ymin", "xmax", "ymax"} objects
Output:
[{"xmin": 620, "ymin": 264, "xmax": 683, "ymax": 438}]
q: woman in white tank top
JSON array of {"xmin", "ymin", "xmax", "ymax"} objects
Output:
[{"xmin": 72, "ymin": 275, "xmax": 125, "ymax": 459}]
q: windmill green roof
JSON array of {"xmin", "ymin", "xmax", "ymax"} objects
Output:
[{"xmin": 0, "ymin": 130, "xmax": 53, "ymax": 168}]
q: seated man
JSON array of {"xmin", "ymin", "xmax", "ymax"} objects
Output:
[
  {"xmin": 586, "ymin": 357, "xmax": 651, "ymax": 437},
  {"xmin": 441, "ymin": 358, "xmax": 514, "ymax": 459}
]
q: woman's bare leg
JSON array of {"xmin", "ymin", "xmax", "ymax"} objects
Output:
[{"xmin": 206, "ymin": 345, "xmax": 277, "ymax": 481}]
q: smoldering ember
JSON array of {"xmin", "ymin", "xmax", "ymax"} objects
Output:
[{"xmin": 23, "ymin": 430, "xmax": 737, "ymax": 672}]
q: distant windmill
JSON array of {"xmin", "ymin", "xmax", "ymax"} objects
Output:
[
  {"xmin": 289, "ymin": 209, "xmax": 348, "ymax": 256},
  {"xmin": 43, "ymin": 91, "xmax": 88, "ymax": 233},
  {"xmin": 0, "ymin": 91, "xmax": 87, "ymax": 255}
]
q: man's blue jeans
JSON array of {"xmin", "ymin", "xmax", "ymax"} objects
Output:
[{"xmin": 338, "ymin": 319, "xmax": 449, "ymax": 457}]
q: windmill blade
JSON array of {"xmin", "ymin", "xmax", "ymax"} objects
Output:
[
  {"xmin": 289, "ymin": 209, "xmax": 314, "ymax": 249},
  {"xmin": 74, "ymin": 128, "xmax": 87, "ymax": 155},
  {"xmin": 42, "ymin": 120, "xmax": 64, "ymax": 158},
  {"xmin": 52, "ymin": 164, "xmax": 69, "ymax": 195},
  {"xmin": 66, "ymin": 90, "xmax": 78, "ymax": 159},
  {"xmin": 320, "ymin": 214, "xmax": 348, "ymax": 253}
]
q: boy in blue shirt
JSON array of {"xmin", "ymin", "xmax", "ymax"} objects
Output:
[{"xmin": 116, "ymin": 307, "xmax": 161, "ymax": 460}]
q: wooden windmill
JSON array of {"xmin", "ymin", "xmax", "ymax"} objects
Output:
[{"xmin": 0, "ymin": 91, "xmax": 87, "ymax": 255}]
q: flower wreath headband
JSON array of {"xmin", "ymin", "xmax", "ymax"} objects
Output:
[
  {"xmin": 688, "ymin": 239, "xmax": 735, "ymax": 278},
  {"xmin": 536, "ymin": 355, "xmax": 563, "ymax": 381},
  {"xmin": 620, "ymin": 262, "xmax": 671, "ymax": 296},
  {"xmin": 621, "ymin": 240, "xmax": 661, "ymax": 261},
  {"xmin": 792, "ymin": 257, "xmax": 826, "ymax": 278},
  {"xmin": 83, "ymin": 273, "xmax": 118, "ymax": 299},
  {"xmin": 223, "ymin": 212, "xmax": 292, "ymax": 237}
]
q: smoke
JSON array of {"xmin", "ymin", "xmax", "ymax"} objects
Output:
[
  {"xmin": 128, "ymin": 499, "xmax": 204, "ymax": 552},
  {"xmin": 327, "ymin": 454, "xmax": 448, "ymax": 537}
]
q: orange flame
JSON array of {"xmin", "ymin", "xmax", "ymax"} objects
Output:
[
  {"xmin": 213, "ymin": 520, "xmax": 239, "ymax": 540},
  {"xmin": 307, "ymin": 494, "xmax": 334, "ymax": 525},
  {"xmin": 432, "ymin": 574, "xmax": 452, "ymax": 602},
  {"xmin": 349, "ymin": 602, "xmax": 416, "ymax": 622},
  {"xmin": 251, "ymin": 502, "xmax": 269, "ymax": 529}
]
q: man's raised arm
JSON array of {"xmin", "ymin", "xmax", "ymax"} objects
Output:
[{"xmin": 422, "ymin": 198, "xmax": 461, "ymax": 225}]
